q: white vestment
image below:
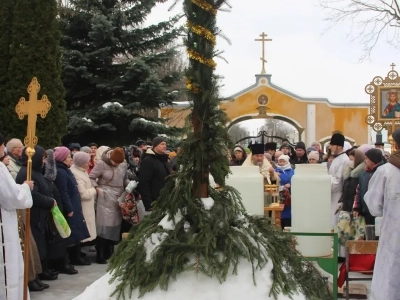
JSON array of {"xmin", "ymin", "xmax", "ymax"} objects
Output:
[
  {"xmin": 328, "ymin": 152, "xmax": 349, "ymax": 227},
  {"xmin": 364, "ymin": 162, "xmax": 400, "ymax": 300},
  {"xmin": 0, "ymin": 162, "xmax": 33, "ymax": 300}
]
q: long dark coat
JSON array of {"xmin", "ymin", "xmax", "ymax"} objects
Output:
[
  {"xmin": 43, "ymin": 149, "xmax": 67, "ymax": 259},
  {"xmin": 16, "ymin": 146, "xmax": 54, "ymax": 260},
  {"xmin": 54, "ymin": 161, "xmax": 89, "ymax": 244}
]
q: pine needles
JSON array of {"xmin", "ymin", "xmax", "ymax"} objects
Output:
[{"xmin": 107, "ymin": 0, "xmax": 333, "ymax": 299}]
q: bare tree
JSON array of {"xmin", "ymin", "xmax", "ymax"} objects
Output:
[
  {"xmin": 228, "ymin": 124, "xmax": 250, "ymax": 144},
  {"xmin": 262, "ymin": 119, "xmax": 296, "ymax": 142},
  {"xmin": 320, "ymin": 0, "xmax": 400, "ymax": 61}
]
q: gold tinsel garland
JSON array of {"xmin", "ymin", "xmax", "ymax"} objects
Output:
[
  {"xmin": 186, "ymin": 21, "xmax": 216, "ymax": 45},
  {"xmin": 185, "ymin": 78, "xmax": 201, "ymax": 93},
  {"xmin": 187, "ymin": 49, "xmax": 217, "ymax": 69},
  {"xmin": 191, "ymin": 0, "xmax": 217, "ymax": 15}
]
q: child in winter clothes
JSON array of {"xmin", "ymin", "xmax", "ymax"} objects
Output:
[{"xmin": 274, "ymin": 155, "xmax": 294, "ymax": 229}]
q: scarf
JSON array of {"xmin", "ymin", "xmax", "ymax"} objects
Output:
[{"xmin": 276, "ymin": 163, "xmax": 291, "ymax": 171}]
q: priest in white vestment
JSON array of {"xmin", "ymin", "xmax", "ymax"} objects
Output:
[
  {"xmin": 242, "ymin": 143, "xmax": 279, "ymax": 185},
  {"xmin": 364, "ymin": 128, "xmax": 400, "ymax": 300},
  {"xmin": 0, "ymin": 134, "xmax": 33, "ymax": 300},
  {"xmin": 328, "ymin": 133, "xmax": 349, "ymax": 228}
]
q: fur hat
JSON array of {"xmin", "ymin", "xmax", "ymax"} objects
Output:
[
  {"xmin": 249, "ymin": 143, "xmax": 264, "ymax": 155},
  {"xmin": 152, "ymin": 137, "xmax": 166, "ymax": 148},
  {"xmin": 54, "ymin": 146, "xmax": 71, "ymax": 162},
  {"xmin": 365, "ymin": 148, "xmax": 383, "ymax": 164},
  {"xmin": 330, "ymin": 133, "xmax": 345, "ymax": 147},
  {"xmin": 73, "ymin": 152, "xmax": 91, "ymax": 167},
  {"xmin": 264, "ymin": 142, "xmax": 277, "ymax": 151},
  {"xmin": 135, "ymin": 140, "xmax": 146, "ymax": 147},
  {"xmin": 308, "ymin": 151, "xmax": 320, "ymax": 161},
  {"xmin": 110, "ymin": 147, "xmax": 125, "ymax": 163},
  {"xmin": 278, "ymin": 154, "xmax": 290, "ymax": 163}
]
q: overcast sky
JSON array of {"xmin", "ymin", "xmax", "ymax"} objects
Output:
[{"xmin": 146, "ymin": 0, "xmax": 398, "ymax": 105}]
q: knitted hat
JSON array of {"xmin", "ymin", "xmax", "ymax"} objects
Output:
[
  {"xmin": 80, "ymin": 146, "xmax": 91, "ymax": 153},
  {"xmin": 69, "ymin": 143, "xmax": 81, "ymax": 151},
  {"xmin": 278, "ymin": 154, "xmax": 290, "ymax": 163},
  {"xmin": 0, "ymin": 133, "xmax": 4, "ymax": 146},
  {"xmin": 152, "ymin": 137, "xmax": 166, "ymax": 148},
  {"xmin": 135, "ymin": 140, "xmax": 146, "ymax": 147},
  {"xmin": 54, "ymin": 146, "xmax": 71, "ymax": 162},
  {"xmin": 392, "ymin": 128, "xmax": 400, "ymax": 144},
  {"xmin": 365, "ymin": 148, "xmax": 383, "ymax": 164},
  {"xmin": 249, "ymin": 143, "xmax": 264, "ymax": 155},
  {"xmin": 306, "ymin": 146, "xmax": 317, "ymax": 153},
  {"xmin": 330, "ymin": 133, "xmax": 345, "ymax": 147},
  {"xmin": 308, "ymin": 151, "xmax": 320, "ymax": 161},
  {"xmin": 73, "ymin": 152, "xmax": 90, "ymax": 167},
  {"xmin": 358, "ymin": 144, "xmax": 373, "ymax": 154},
  {"xmin": 110, "ymin": 147, "xmax": 125, "ymax": 163},
  {"xmin": 264, "ymin": 142, "xmax": 277, "ymax": 151},
  {"xmin": 295, "ymin": 141, "xmax": 306, "ymax": 151},
  {"xmin": 233, "ymin": 146, "xmax": 243, "ymax": 152}
]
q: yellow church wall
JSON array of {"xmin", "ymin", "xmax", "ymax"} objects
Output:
[{"xmin": 160, "ymin": 80, "xmax": 370, "ymax": 144}]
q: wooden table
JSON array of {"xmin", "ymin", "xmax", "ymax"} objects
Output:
[{"xmin": 264, "ymin": 204, "xmax": 284, "ymax": 228}]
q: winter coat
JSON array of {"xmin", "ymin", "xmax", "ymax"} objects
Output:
[
  {"xmin": 89, "ymin": 149, "xmax": 128, "ymax": 241},
  {"xmin": 16, "ymin": 146, "xmax": 54, "ymax": 260},
  {"xmin": 7, "ymin": 153, "xmax": 21, "ymax": 180},
  {"xmin": 275, "ymin": 165, "xmax": 294, "ymax": 219},
  {"xmin": 138, "ymin": 149, "xmax": 171, "ymax": 211},
  {"xmin": 229, "ymin": 145, "xmax": 247, "ymax": 166},
  {"xmin": 339, "ymin": 162, "xmax": 364, "ymax": 212},
  {"xmin": 71, "ymin": 164, "xmax": 97, "ymax": 242},
  {"xmin": 43, "ymin": 149, "xmax": 67, "ymax": 260},
  {"xmin": 54, "ymin": 161, "xmax": 90, "ymax": 244}
]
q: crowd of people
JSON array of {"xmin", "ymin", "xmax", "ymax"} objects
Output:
[
  {"xmin": 0, "ymin": 135, "xmax": 176, "ymax": 294},
  {"xmin": 0, "ymin": 129, "xmax": 399, "ymax": 299}
]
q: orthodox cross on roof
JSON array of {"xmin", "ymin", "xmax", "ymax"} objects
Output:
[
  {"xmin": 254, "ymin": 32, "xmax": 272, "ymax": 74},
  {"xmin": 390, "ymin": 62, "xmax": 396, "ymax": 70}
]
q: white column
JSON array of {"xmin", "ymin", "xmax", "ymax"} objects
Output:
[{"xmin": 306, "ymin": 104, "xmax": 316, "ymax": 146}]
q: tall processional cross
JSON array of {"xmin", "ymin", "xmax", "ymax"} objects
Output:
[
  {"xmin": 15, "ymin": 77, "xmax": 51, "ymax": 300},
  {"xmin": 255, "ymin": 32, "xmax": 272, "ymax": 74}
]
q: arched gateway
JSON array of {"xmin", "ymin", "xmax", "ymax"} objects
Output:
[{"xmin": 161, "ymin": 74, "xmax": 370, "ymax": 146}]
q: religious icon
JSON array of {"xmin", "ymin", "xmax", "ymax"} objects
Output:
[
  {"xmin": 257, "ymin": 94, "xmax": 268, "ymax": 106},
  {"xmin": 380, "ymin": 88, "xmax": 400, "ymax": 118}
]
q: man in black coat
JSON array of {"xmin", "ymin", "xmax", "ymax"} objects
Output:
[{"xmin": 138, "ymin": 137, "xmax": 171, "ymax": 212}]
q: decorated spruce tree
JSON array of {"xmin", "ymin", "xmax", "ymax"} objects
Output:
[{"xmin": 107, "ymin": 0, "xmax": 332, "ymax": 299}]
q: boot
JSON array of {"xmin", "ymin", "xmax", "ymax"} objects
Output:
[
  {"xmin": 59, "ymin": 254, "xmax": 78, "ymax": 275},
  {"xmin": 70, "ymin": 244, "xmax": 91, "ymax": 266},
  {"xmin": 28, "ymin": 280, "xmax": 44, "ymax": 292},
  {"xmin": 104, "ymin": 239, "xmax": 115, "ymax": 260},
  {"xmin": 34, "ymin": 277, "xmax": 49, "ymax": 289},
  {"xmin": 96, "ymin": 237, "xmax": 107, "ymax": 264}
]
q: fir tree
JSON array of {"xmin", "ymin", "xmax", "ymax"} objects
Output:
[
  {"xmin": 60, "ymin": 0, "xmax": 183, "ymax": 146},
  {"xmin": 0, "ymin": 0, "xmax": 67, "ymax": 148},
  {"xmin": 108, "ymin": 1, "xmax": 332, "ymax": 299}
]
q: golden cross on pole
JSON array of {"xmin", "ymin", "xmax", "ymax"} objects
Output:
[
  {"xmin": 390, "ymin": 62, "xmax": 396, "ymax": 70},
  {"xmin": 15, "ymin": 77, "xmax": 51, "ymax": 300},
  {"xmin": 255, "ymin": 32, "xmax": 272, "ymax": 74}
]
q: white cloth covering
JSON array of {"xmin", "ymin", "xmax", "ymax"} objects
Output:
[{"xmin": 0, "ymin": 162, "xmax": 33, "ymax": 300}]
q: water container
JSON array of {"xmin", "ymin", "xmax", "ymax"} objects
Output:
[
  {"xmin": 226, "ymin": 166, "xmax": 264, "ymax": 215},
  {"xmin": 291, "ymin": 164, "xmax": 332, "ymax": 257}
]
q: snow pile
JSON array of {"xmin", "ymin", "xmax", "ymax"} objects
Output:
[
  {"xmin": 158, "ymin": 210, "xmax": 183, "ymax": 231},
  {"xmin": 201, "ymin": 197, "xmax": 215, "ymax": 210},
  {"xmin": 73, "ymin": 258, "xmax": 306, "ymax": 300},
  {"xmin": 143, "ymin": 232, "xmax": 168, "ymax": 262},
  {"xmin": 102, "ymin": 102, "xmax": 123, "ymax": 108}
]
